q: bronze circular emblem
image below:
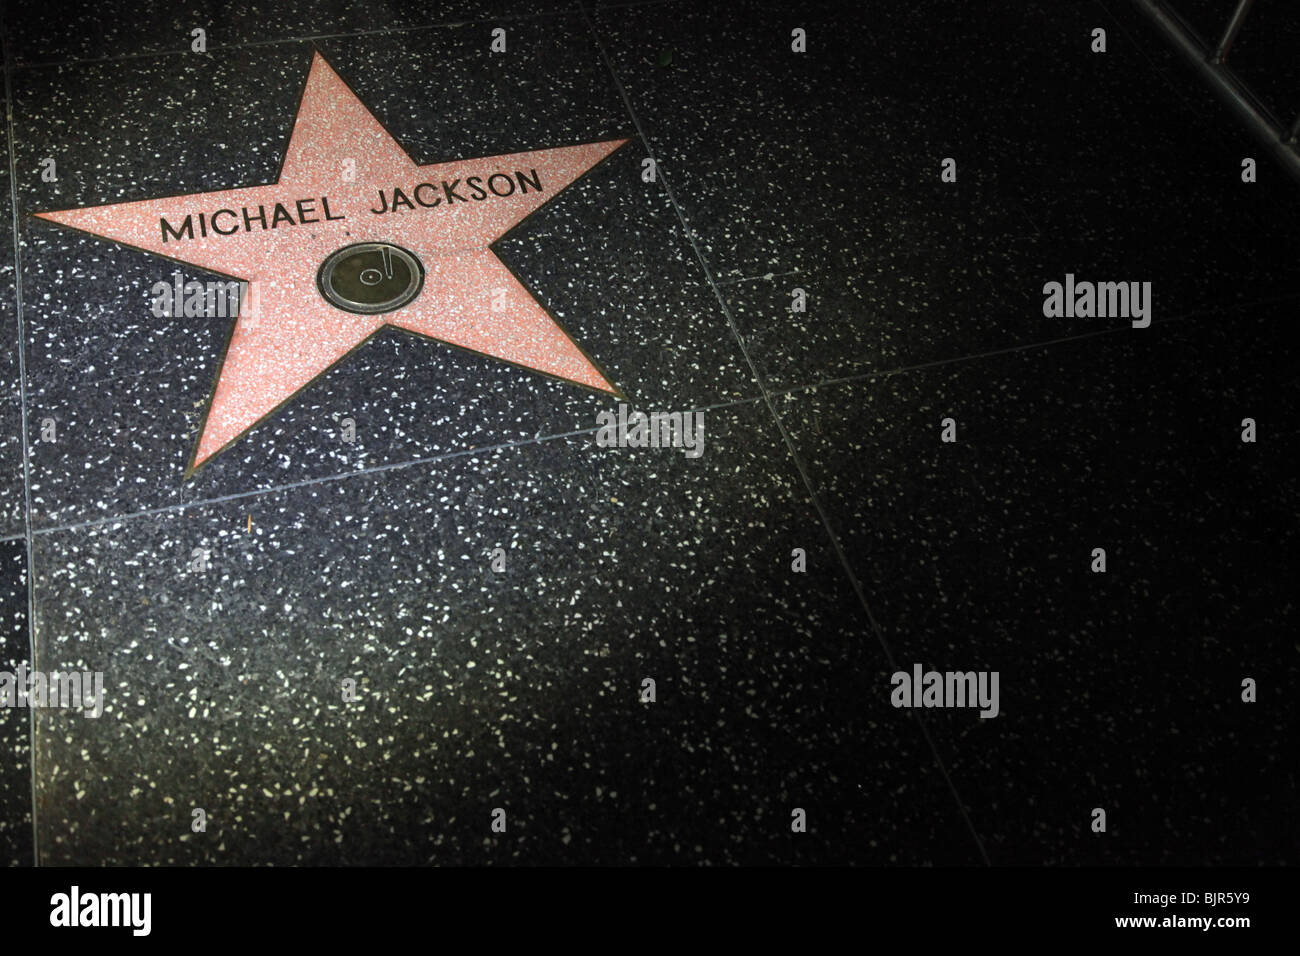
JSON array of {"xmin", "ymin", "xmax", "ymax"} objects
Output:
[{"xmin": 317, "ymin": 242, "xmax": 424, "ymax": 314}]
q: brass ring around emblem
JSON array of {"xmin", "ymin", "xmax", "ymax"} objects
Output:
[{"xmin": 317, "ymin": 242, "xmax": 424, "ymax": 314}]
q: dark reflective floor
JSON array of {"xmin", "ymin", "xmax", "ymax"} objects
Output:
[{"xmin": 0, "ymin": 0, "xmax": 1295, "ymax": 865}]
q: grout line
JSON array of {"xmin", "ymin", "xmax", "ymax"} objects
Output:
[
  {"xmin": 771, "ymin": 326, "xmax": 1144, "ymax": 399},
  {"xmin": 31, "ymin": 281, "xmax": 1299, "ymax": 538},
  {"xmin": 30, "ymin": 393, "xmax": 764, "ymax": 537},
  {"xmin": 24, "ymin": 260, "xmax": 1298, "ymax": 405},
  {"xmin": 714, "ymin": 268, "xmax": 803, "ymax": 287},
  {"xmin": 1, "ymin": 6, "xmax": 39, "ymax": 868},
  {"xmin": 578, "ymin": 0, "xmax": 993, "ymax": 865},
  {"xmin": 764, "ymin": 292, "xmax": 1300, "ymax": 400}
]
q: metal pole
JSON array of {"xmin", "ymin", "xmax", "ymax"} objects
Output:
[
  {"xmin": 1131, "ymin": 0, "xmax": 1300, "ymax": 184},
  {"xmin": 1212, "ymin": 0, "xmax": 1256, "ymax": 64}
]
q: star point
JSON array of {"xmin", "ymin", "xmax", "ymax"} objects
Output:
[{"xmin": 36, "ymin": 53, "xmax": 630, "ymax": 473}]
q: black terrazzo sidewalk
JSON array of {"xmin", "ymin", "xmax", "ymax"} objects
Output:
[{"xmin": 0, "ymin": 0, "xmax": 1295, "ymax": 866}]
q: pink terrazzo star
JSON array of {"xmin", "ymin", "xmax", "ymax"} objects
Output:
[{"xmin": 36, "ymin": 52, "xmax": 628, "ymax": 474}]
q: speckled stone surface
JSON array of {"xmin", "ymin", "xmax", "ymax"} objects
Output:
[
  {"xmin": 31, "ymin": 401, "xmax": 975, "ymax": 865},
  {"xmin": 0, "ymin": 540, "xmax": 31, "ymax": 866},
  {"xmin": 14, "ymin": 29, "xmax": 753, "ymax": 526},
  {"xmin": 591, "ymin": 0, "xmax": 1058, "ymax": 284},
  {"xmin": 996, "ymin": 2, "xmax": 1300, "ymax": 316},
  {"xmin": 5, "ymin": 0, "xmax": 578, "ymax": 67},
  {"xmin": 0, "ymin": 114, "xmax": 22, "ymax": 539},
  {"xmin": 711, "ymin": 0, "xmax": 1300, "ymax": 392},
  {"xmin": 0, "ymin": 400, "xmax": 20, "ymax": 540},
  {"xmin": 0, "ymin": 115, "xmax": 22, "ymax": 870},
  {"xmin": 775, "ymin": 304, "xmax": 1299, "ymax": 864},
  {"xmin": 0, "ymin": 0, "xmax": 1296, "ymax": 866}
]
